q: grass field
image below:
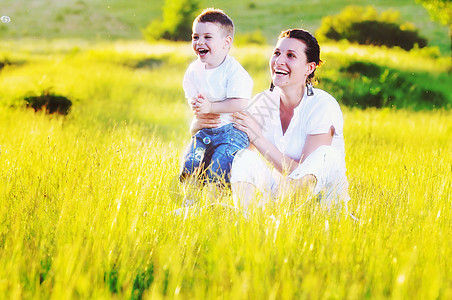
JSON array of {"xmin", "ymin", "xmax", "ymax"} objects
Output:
[{"xmin": 0, "ymin": 38, "xmax": 451, "ymax": 299}]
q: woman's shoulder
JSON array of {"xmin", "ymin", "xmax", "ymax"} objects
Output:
[
  {"xmin": 312, "ymin": 88, "xmax": 337, "ymax": 101},
  {"xmin": 254, "ymin": 87, "xmax": 278, "ymax": 97},
  {"xmin": 247, "ymin": 88, "xmax": 280, "ymax": 114},
  {"xmin": 304, "ymin": 88, "xmax": 345, "ymax": 132},
  {"xmin": 252, "ymin": 88, "xmax": 280, "ymax": 104},
  {"xmin": 302, "ymin": 88, "xmax": 343, "ymax": 118},
  {"xmin": 310, "ymin": 88, "xmax": 341, "ymax": 108}
]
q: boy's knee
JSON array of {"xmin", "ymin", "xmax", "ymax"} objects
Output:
[{"xmin": 180, "ymin": 146, "xmax": 207, "ymax": 181}]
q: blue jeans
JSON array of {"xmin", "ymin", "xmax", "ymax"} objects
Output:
[{"xmin": 180, "ymin": 123, "xmax": 249, "ymax": 184}]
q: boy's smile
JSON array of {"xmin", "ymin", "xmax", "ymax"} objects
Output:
[
  {"xmin": 196, "ymin": 48, "xmax": 209, "ymax": 57},
  {"xmin": 192, "ymin": 21, "xmax": 232, "ymax": 69}
]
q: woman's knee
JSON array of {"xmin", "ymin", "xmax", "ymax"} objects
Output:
[
  {"xmin": 289, "ymin": 145, "xmax": 346, "ymax": 190},
  {"xmin": 319, "ymin": 145, "xmax": 342, "ymax": 165},
  {"xmin": 230, "ymin": 149, "xmax": 261, "ymax": 182}
]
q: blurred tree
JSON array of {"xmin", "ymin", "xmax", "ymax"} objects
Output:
[
  {"xmin": 417, "ymin": 0, "xmax": 452, "ymax": 58},
  {"xmin": 316, "ymin": 6, "xmax": 427, "ymax": 51},
  {"xmin": 143, "ymin": 0, "xmax": 201, "ymax": 42}
]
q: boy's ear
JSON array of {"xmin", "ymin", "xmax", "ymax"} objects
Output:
[{"xmin": 224, "ymin": 35, "xmax": 233, "ymax": 49}]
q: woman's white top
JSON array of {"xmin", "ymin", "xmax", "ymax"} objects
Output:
[{"xmin": 248, "ymin": 86, "xmax": 345, "ymax": 162}]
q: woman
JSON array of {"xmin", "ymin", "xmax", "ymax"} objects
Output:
[{"xmin": 191, "ymin": 29, "xmax": 349, "ymax": 209}]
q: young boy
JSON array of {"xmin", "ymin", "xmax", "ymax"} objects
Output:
[{"xmin": 180, "ymin": 8, "xmax": 253, "ymax": 185}]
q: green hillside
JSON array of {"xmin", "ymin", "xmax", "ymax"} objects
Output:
[{"xmin": 0, "ymin": 0, "xmax": 449, "ymax": 53}]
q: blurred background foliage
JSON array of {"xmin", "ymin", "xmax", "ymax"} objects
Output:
[
  {"xmin": 0, "ymin": 0, "xmax": 451, "ymax": 110},
  {"xmin": 316, "ymin": 6, "xmax": 427, "ymax": 50},
  {"xmin": 0, "ymin": 0, "xmax": 450, "ymax": 54}
]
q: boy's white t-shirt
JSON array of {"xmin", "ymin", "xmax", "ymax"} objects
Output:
[{"xmin": 183, "ymin": 55, "xmax": 253, "ymax": 126}]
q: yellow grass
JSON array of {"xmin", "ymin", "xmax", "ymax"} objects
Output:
[{"xmin": 0, "ymin": 39, "xmax": 451, "ymax": 299}]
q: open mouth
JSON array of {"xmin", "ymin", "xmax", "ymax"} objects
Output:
[
  {"xmin": 275, "ymin": 69, "xmax": 289, "ymax": 75},
  {"xmin": 197, "ymin": 49, "xmax": 209, "ymax": 57}
]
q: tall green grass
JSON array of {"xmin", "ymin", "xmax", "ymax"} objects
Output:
[{"xmin": 0, "ymin": 40, "xmax": 451, "ymax": 298}]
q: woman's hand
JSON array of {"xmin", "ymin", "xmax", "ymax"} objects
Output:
[
  {"xmin": 190, "ymin": 113, "xmax": 221, "ymax": 135},
  {"xmin": 232, "ymin": 111, "xmax": 263, "ymax": 144}
]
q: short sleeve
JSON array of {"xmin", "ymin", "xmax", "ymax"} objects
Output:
[
  {"xmin": 225, "ymin": 60, "xmax": 253, "ymax": 100},
  {"xmin": 182, "ymin": 63, "xmax": 198, "ymax": 99},
  {"xmin": 306, "ymin": 94, "xmax": 343, "ymax": 136}
]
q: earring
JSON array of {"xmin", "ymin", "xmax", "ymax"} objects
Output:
[
  {"xmin": 306, "ymin": 82, "xmax": 314, "ymax": 96},
  {"xmin": 269, "ymin": 82, "xmax": 275, "ymax": 92}
]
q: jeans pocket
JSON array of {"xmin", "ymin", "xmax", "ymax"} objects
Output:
[
  {"xmin": 230, "ymin": 128, "xmax": 249, "ymax": 149},
  {"xmin": 226, "ymin": 129, "xmax": 249, "ymax": 159}
]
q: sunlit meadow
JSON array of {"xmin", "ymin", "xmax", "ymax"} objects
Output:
[{"xmin": 0, "ymin": 39, "xmax": 451, "ymax": 299}]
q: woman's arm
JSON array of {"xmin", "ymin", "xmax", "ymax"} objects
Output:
[
  {"xmin": 189, "ymin": 113, "xmax": 221, "ymax": 136},
  {"xmin": 233, "ymin": 111, "xmax": 294, "ymax": 174},
  {"xmin": 298, "ymin": 128, "xmax": 334, "ymax": 164},
  {"xmin": 233, "ymin": 111, "xmax": 334, "ymax": 175}
]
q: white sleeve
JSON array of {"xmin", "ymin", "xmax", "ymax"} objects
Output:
[
  {"xmin": 182, "ymin": 65, "xmax": 198, "ymax": 99},
  {"xmin": 306, "ymin": 96, "xmax": 343, "ymax": 136},
  {"xmin": 225, "ymin": 61, "xmax": 253, "ymax": 100}
]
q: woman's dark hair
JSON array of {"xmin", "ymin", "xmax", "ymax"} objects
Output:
[{"xmin": 279, "ymin": 29, "xmax": 322, "ymax": 83}]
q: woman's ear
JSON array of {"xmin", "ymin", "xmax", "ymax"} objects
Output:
[{"xmin": 306, "ymin": 62, "xmax": 316, "ymax": 77}]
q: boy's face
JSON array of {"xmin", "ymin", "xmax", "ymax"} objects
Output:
[{"xmin": 192, "ymin": 21, "xmax": 232, "ymax": 69}]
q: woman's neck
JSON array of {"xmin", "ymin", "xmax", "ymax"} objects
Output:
[
  {"xmin": 279, "ymin": 85, "xmax": 305, "ymax": 109},
  {"xmin": 279, "ymin": 85, "xmax": 305, "ymax": 134}
]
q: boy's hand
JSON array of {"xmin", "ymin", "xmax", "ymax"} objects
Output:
[
  {"xmin": 188, "ymin": 97, "xmax": 198, "ymax": 111},
  {"xmin": 193, "ymin": 94, "xmax": 212, "ymax": 114}
]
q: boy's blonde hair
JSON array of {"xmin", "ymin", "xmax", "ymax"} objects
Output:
[{"xmin": 194, "ymin": 8, "xmax": 234, "ymax": 38}]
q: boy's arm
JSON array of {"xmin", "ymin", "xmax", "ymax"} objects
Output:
[
  {"xmin": 193, "ymin": 94, "xmax": 249, "ymax": 114},
  {"xmin": 210, "ymin": 97, "xmax": 249, "ymax": 113}
]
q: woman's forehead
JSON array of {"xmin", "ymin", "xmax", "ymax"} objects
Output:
[{"xmin": 275, "ymin": 37, "xmax": 306, "ymax": 52}]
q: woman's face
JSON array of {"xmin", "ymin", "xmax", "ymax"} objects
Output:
[{"xmin": 270, "ymin": 37, "xmax": 314, "ymax": 90}]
